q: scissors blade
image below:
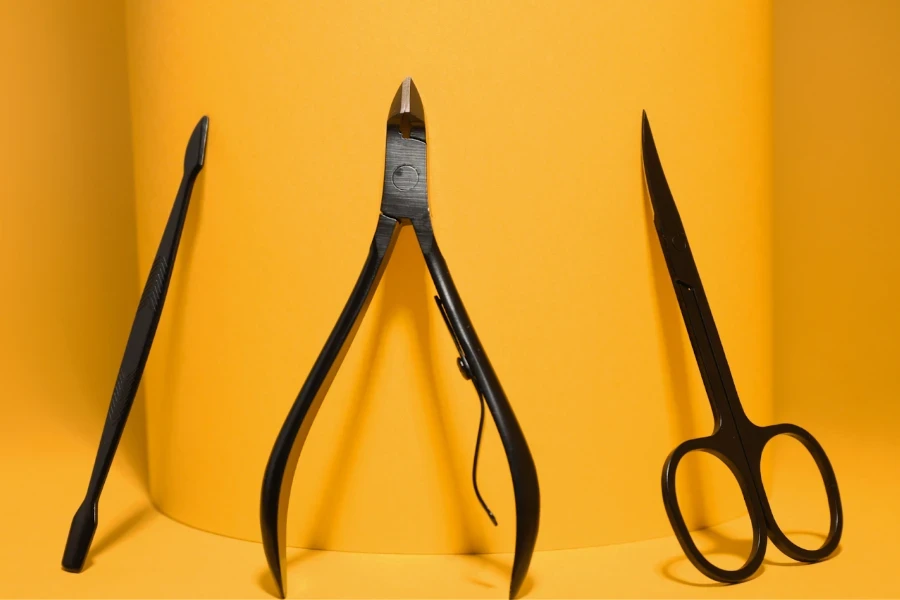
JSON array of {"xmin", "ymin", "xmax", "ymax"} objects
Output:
[
  {"xmin": 641, "ymin": 111, "xmax": 753, "ymax": 430},
  {"xmin": 641, "ymin": 111, "xmax": 686, "ymax": 230},
  {"xmin": 641, "ymin": 111, "xmax": 703, "ymax": 286}
]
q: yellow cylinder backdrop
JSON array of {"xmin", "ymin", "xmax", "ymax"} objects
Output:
[{"xmin": 125, "ymin": 1, "xmax": 773, "ymax": 552}]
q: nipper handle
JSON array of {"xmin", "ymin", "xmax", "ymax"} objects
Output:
[
  {"xmin": 423, "ymin": 240, "xmax": 541, "ymax": 600},
  {"xmin": 260, "ymin": 214, "xmax": 400, "ymax": 598}
]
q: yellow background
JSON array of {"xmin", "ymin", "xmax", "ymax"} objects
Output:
[{"xmin": 1, "ymin": 0, "xmax": 898, "ymax": 597}]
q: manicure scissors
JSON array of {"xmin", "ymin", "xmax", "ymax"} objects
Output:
[
  {"xmin": 259, "ymin": 78, "xmax": 540, "ymax": 599},
  {"xmin": 62, "ymin": 116, "xmax": 209, "ymax": 572},
  {"xmin": 641, "ymin": 111, "xmax": 843, "ymax": 583}
]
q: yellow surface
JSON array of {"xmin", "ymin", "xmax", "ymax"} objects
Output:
[
  {"xmin": 2, "ymin": 407, "xmax": 898, "ymax": 598},
  {"xmin": 2, "ymin": 0, "xmax": 900, "ymax": 598},
  {"xmin": 126, "ymin": 0, "xmax": 773, "ymax": 552}
]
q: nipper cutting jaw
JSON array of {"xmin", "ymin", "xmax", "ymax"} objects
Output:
[
  {"xmin": 260, "ymin": 78, "xmax": 540, "ymax": 599},
  {"xmin": 380, "ymin": 76, "xmax": 429, "ymax": 232}
]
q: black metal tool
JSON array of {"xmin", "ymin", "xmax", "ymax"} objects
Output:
[
  {"xmin": 641, "ymin": 111, "xmax": 842, "ymax": 583},
  {"xmin": 61, "ymin": 116, "xmax": 209, "ymax": 573},
  {"xmin": 260, "ymin": 78, "xmax": 539, "ymax": 599}
]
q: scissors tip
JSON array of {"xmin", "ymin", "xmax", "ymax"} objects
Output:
[{"xmin": 641, "ymin": 111, "xmax": 659, "ymax": 161}]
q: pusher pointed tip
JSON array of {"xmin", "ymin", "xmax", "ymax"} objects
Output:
[{"xmin": 184, "ymin": 115, "xmax": 209, "ymax": 172}]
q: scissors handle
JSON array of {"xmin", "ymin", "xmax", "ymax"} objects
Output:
[
  {"xmin": 748, "ymin": 423, "xmax": 844, "ymax": 562},
  {"xmin": 661, "ymin": 433, "xmax": 767, "ymax": 583},
  {"xmin": 662, "ymin": 423, "xmax": 843, "ymax": 583}
]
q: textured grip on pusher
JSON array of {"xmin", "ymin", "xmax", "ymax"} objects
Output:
[
  {"xmin": 106, "ymin": 369, "xmax": 137, "ymax": 428},
  {"xmin": 136, "ymin": 255, "xmax": 170, "ymax": 314},
  {"xmin": 61, "ymin": 501, "xmax": 97, "ymax": 572}
]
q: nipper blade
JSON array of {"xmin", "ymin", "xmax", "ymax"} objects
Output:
[{"xmin": 388, "ymin": 76, "xmax": 425, "ymax": 129}]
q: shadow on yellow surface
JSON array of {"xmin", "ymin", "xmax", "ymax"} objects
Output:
[
  {"xmin": 658, "ymin": 527, "xmax": 761, "ymax": 588},
  {"xmin": 296, "ymin": 227, "xmax": 489, "ymax": 554},
  {"xmin": 149, "ymin": 163, "xmax": 207, "ymax": 502},
  {"xmin": 763, "ymin": 532, "xmax": 842, "ymax": 567},
  {"xmin": 81, "ymin": 505, "xmax": 155, "ymax": 572}
]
